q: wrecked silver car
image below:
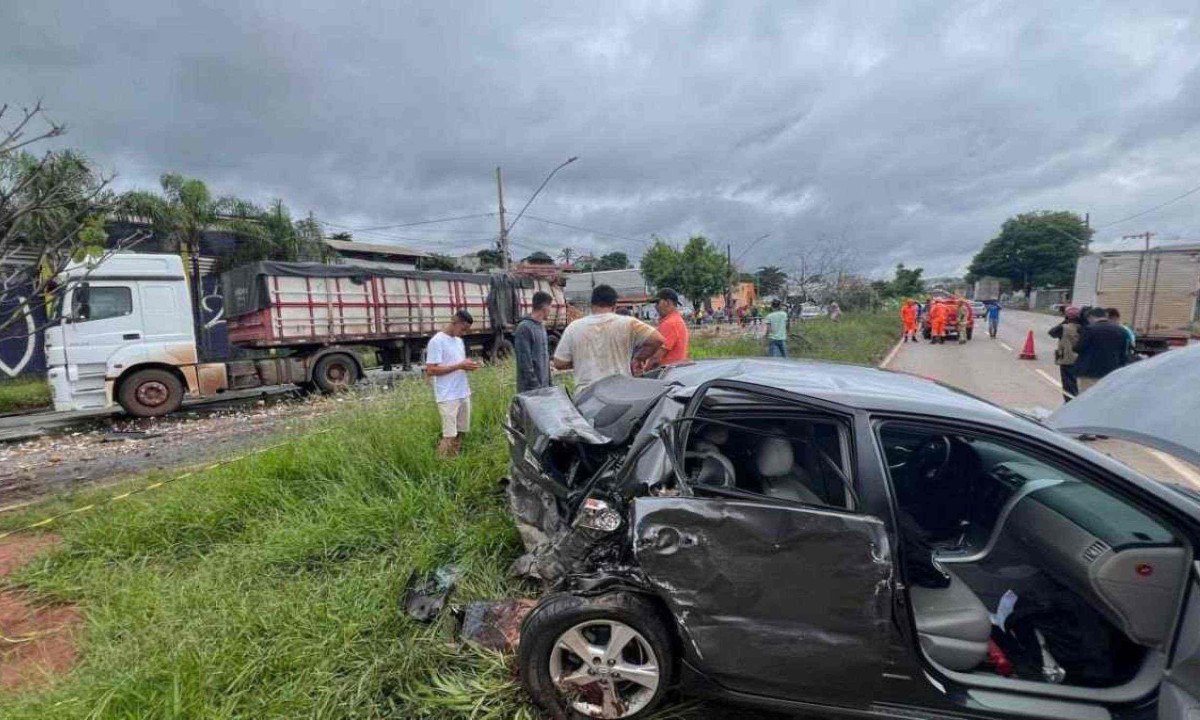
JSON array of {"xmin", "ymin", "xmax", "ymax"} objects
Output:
[{"xmin": 504, "ymin": 356, "xmax": 1200, "ymax": 720}]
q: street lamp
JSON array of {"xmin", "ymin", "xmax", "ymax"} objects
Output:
[{"xmin": 498, "ymin": 156, "xmax": 578, "ymax": 270}]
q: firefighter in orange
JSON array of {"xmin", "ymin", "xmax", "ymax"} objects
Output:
[
  {"xmin": 900, "ymin": 299, "xmax": 919, "ymax": 342},
  {"xmin": 929, "ymin": 300, "xmax": 948, "ymax": 344}
]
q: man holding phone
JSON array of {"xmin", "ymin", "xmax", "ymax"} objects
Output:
[{"xmin": 425, "ymin": 309, "xmax": 481, "ymax": 457}]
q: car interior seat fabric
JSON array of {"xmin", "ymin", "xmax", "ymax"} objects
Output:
[
  {"xmin": 909, "ymin": 569, "xmax": 992, "ymax": 672},
  {"xmin": 755, "ymin": 437, "xmax": 823, "ymax": 505}
]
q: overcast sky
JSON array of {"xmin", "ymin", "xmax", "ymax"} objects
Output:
[{"xmin": 4, "ymin": 1, "xmax": 1200, "ymax": 276}]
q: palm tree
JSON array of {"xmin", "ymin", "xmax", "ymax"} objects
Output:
[{"xmin": 558, "ymin": 247, "xmax": 575, "ymax": 265}]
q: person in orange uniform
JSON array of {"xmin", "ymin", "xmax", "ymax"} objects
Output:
[
  {"xmin": 900, "ymin": 299, "xmax": 919, "ymax": 342},
  {"xmin": 929, "ymin": 300, "xmax": 948, "ymax": 344},
  {"xmin": 645, "ymin": 288, "xmax": 690, "ymax": 371}
]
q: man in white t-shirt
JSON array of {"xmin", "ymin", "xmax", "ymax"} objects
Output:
[
  {"xmin": 425, "ymin": 310, "xmax": 480, "ymax": 457},
  {"xmin": 552, "ymin": 284, "xmax": 664, "ymax": 392}
]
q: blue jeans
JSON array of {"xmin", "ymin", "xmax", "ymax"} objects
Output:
[{"xmin": 767, "ymin": 339, "xmax": 788, "ymax": 358}]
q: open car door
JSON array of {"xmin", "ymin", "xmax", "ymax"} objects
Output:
[
  {"xmin": 1160, "ymin": 562, "xmax": 1200, "ymax": 719},
  {"xmin": 633, "ymin": 497, "xmax": 892, "ymax": 706}
]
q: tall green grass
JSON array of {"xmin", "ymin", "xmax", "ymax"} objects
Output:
[
  {"xmin": 0, "ymin": 375, "xmax": 51, "ymax": 414},
  {"xmin": 0, "ymin": 316, "xmax": 896, "ymax": 719},
  {"xmin": 691, "ymin": 311, "xmax": 898, "ymax": 364}
]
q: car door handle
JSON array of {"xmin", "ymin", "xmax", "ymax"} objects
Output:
[{"xmin": 123, "ymin": 333, "xmax": 141, "ymax": 340}]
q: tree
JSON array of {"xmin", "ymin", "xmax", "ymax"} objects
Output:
[
  {"xmin": 755, "ymin": 265, "xmax": 788, "ymax": 298},
  {"xmin": 594, "ymin": 251, "xmax": 630, "ymax": 271},
  {"xmin": 558, "ymin": 247, "xmax": 575, "ymax": 264},
  {"xmin": 523, "ymin": 251, "xmax": 554, "ymax": 264},
  {"xmin": 475, "ymin": 248, "xmax": 503, "ymax": 271},
  {"xmin": 422, "ymin": 253, "xmax": 463, "ymax": 272},
  {"xmin": 888, "ymin": 263, "xmax": 924, "ymax": 298},
  {"xmin": 329, "ymin": 231, "xmax": 353, "ymax": 242},
  {"xmin": 967, "ymin": 211, "xmax": 1091, "ymax": 293},
  {"xmin": 640, "ymin": 235, "xmax": 729, "ymax": 310},
  {"xmin": 0, "ymin": 102, "xmax": 145, "ymax": 343}
]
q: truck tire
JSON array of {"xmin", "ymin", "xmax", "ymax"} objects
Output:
[
  {"xmin": 519, "ymin": 592, "xmax": 675, "ymax": 720},
  {"xmin": 547, "ymin": 332, "xmax": 560, "ymax": 357},
  {"xmin": 119, "ymin": 368, "xmax": 184, "ymax": 418},
  {"xmin": 312, "ymin": 353, "xmax": 358, "ymax": 393},
  {"xmin": 922, "ymin": 326, "xmax": 931, "ymax": 340},
  {"xmin": 488, "ymin": 336, "xmax": 514, "ymax": 362},
  {"xmin": 966, "ymin": 327, "xmax": 974, "ymax": 340}
]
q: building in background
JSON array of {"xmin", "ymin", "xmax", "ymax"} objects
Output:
[
  {"xmin": 323, "ymin": 239, "xmax": 429, "ymax": 270},
  {"xmin": 710, "ymin": 282, "xmax": 758, "ymax": 312}
]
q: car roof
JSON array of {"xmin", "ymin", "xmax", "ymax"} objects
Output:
[{"xmin": 662, "ymin": 358, "xmax": 1020, "ymax": 427}]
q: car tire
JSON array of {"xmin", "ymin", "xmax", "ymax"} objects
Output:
[
  {"xmin": 519, "ymin": 592, "xmax": 674, "ymax": 720},
  {"xmin": 312, "ymin": 353, "xmax": 358, "ymax": 393},
  {"xmin": 118, "ymin": 368, "xmax": 184, "ymax": 417}
]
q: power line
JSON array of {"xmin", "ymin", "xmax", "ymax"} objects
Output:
[
  {"xmin": 318, "ymin": 212, "xmax": 496, "ymax": 233},
  {"xmin": 1094, "ymin": 181, "xmax": 1200, "ymax": 230},
  {"xmin": 520, "ymin": 214, "xmax": 650, "ymax": 246}
]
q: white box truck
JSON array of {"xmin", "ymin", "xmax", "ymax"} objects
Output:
[{"xmin": 1071, "ymin": 246, "xmax": 1200, "ymax": 354}]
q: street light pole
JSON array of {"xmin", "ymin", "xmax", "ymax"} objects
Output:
[{"xmin": 495, "ymin": 157, "xmax": 578, "ymax": 271}]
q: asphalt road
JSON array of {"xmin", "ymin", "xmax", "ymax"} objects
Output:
[{"xmin": 887, "ymin": 309, "xmax": 1200, "ymax": 489}]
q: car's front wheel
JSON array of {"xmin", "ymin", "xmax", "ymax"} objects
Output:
[{"xmin": 519, "ymin": 592, "xmax": 674, "ymax": 719}]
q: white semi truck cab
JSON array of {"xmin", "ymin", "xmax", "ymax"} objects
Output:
[{"xmin": 45, "ymin": 253, "xmax": 230, "ymax": 416}]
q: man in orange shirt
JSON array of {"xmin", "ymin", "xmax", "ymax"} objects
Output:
[
  {"xmin": 900, "ymin": 299, "xmax": 919, "ymax": 342},
  {"xmin": 646, "ymin": 288, "xmax": 690, "ymax": 369}
]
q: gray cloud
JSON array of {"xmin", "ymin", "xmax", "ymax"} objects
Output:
[{"xmin": 4, "ymin": 0, "xmax": 1200, "ymax": 275}]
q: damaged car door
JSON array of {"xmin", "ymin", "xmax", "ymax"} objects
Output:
[{"xmin": 632, "ymin": 496, "xmax": 894, "ymax": 705}]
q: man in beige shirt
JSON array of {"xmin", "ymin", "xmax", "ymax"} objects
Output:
[{"xmin": 552, "ymin": 284, "xmax": 664, "ymax": 392}]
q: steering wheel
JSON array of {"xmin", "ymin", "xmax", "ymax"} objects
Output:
[
  {"xmin": 908, "ymin": 435, "xmax": 953, "ymax": 484},
  {"xmin": 685, "ymin": 450, "xmax": 736, "ymax": 488}
]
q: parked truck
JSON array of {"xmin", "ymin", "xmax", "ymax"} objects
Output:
[
  {"xmin": 45, "ymin": 253, "xmax": 568, "ymax": 417},
  {"xmin": 1070, "ymin": 246, "xmax": 1200, "ymax": 355}
]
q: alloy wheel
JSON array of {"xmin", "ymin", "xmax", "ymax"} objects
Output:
[{"xmin": 547, "ymin": 620, "xmax": 660, "ymax": 718}]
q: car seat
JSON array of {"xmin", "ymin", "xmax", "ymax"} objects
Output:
[
  {"xmin": 908, "ymin": 568, "xmax": 992, "ymax": 671},
  {"xmin": 755, "ymin": 437, "xmax": 824, "ymax": 505}
]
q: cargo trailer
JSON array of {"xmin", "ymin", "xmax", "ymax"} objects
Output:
[{"xmin": 45, "ymin": 253, "xmax": 567, "ymax": 417}]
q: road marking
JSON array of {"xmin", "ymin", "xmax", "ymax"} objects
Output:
[
  {"xmin": 1149, "ymin": 449, "xmax": 1200, "ymax": 489},
  {"xmin": 880, "ymin": 338, "xmax": 904, "ymax": 369},
  {"xmin": 1034, "ymin": 369, "xmax": 1063, "ymax": 389},
  {"xmin": 998, "ymin": 341, "xmax": 1014, "ymax": 352}
]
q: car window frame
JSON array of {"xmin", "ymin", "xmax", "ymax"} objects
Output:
[{"xmin": 673, "ymin": 379, "xmax": 865, "ymax": 515}]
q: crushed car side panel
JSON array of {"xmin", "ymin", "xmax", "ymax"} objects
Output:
[{"xmin": 632, "ymin": 497, "xmax": 894, "ymax": 704}]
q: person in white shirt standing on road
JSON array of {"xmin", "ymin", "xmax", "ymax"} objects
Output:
[
  {"xmin": 425, "ymin": 309, "xmax": 480, "ymax": 457},
  {"xmin": 552, "ymin": 284, "xmax": 664, "ymax": 393}
]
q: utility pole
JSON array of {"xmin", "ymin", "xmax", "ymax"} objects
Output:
[
  {"xmin": 496, "ymin": 166, "xmax": 509, "ymax": 271},
  {"xmin": 726, "ymin": 243, "xmax": 733, "ymax": 314},
  {"xmin": 1084, "ymin": 212, "xmax": 1090, "ymax": 251},
  {"xmin": 1122, "ymin": 231, "xmax": 1155, "ymax": 251}
]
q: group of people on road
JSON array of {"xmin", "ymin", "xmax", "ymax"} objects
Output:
[
  {"xmin": 424, "ymin": 284, "xmax": 692, "ymax": 456},
  {"xmin": 902, "ymin": 297, "xmax": 991, "ymax": 345},
  {"xmin": 1050, "ymin": 306, "xmax": 1134, "ymax": 402}
]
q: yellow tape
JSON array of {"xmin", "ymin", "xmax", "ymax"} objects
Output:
[{"xmin": 0, "ymin": 427, "xmax": 333, "ymax": 542}]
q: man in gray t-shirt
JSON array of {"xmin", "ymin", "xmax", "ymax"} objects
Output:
[{"xmin": 764, "ymin": 299, "xmax": 789, "ymax": 358}]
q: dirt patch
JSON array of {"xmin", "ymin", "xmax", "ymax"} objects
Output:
[{"xmin": 0, "ymin": 534, "xmax": 80, "ymax": 694}]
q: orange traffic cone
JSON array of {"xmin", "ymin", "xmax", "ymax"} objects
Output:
[{"xmin": 1019, "ymin": 329, "xmax": 1037, "ymax": 360}]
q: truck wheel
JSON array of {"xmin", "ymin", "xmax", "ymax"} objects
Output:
[
  {"xmin": 966, "ymin": 327, "xmax": 974, "ymax": 340},
  {"xmin": 119, "ymin": 369, "xmax": 184, "ymax": 417},
  {"xmin": 547, "ymin": 332, "xmax": 560, "ymax": 357},
  {"xmin": 312, "ymin": 353, "xmax": 358, "ymax": 393},
  {"xmin": 488, "ymin": 337, "xmax": 514, "ymax": 362},
  {"xmin": 922, "ymin": 327, "xmax": 931, "ymax": 340},
  {"xmin": 519, "ymin": 592, "xmax": 674, "ymax": 720}
]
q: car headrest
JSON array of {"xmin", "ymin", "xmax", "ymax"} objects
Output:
[{"xmin": 756, "ymin": 437, "xmax": 794, "ymax": 477}]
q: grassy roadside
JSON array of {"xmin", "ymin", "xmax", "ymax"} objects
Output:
[
  {"xmin": 0, "ymin": 313, "xmax": 897, "ymax": 719},
  {"xmin": 691, "ymin": 311, "xmax": 899, "ymax": 365},
  {"xmin": 0, "ymin": 376, "xmax": 52, "ymax": 414}
]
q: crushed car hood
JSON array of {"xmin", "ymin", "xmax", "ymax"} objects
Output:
[{"xmin": 1047, "ymin": 343, "xmax": 1200, "ymax": 467}]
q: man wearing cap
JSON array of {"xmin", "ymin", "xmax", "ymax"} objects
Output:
[
  {"xmin": 425, "ymin": 309, "xmax": 481, "ymax": 457},
  {"xmin": 646, "ymin": 288, "xmax": 690, "ymax": 369},
  {"xmin": 1048, "ymin": 305, "xmax": 1082, "ymax": 402}
]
